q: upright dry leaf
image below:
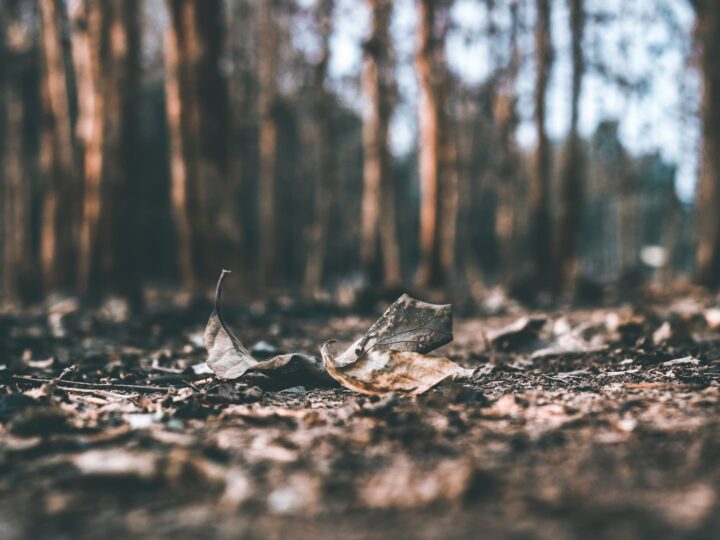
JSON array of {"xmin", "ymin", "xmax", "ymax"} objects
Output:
[
  {"xmin": 204, "ymin": 270, "xmax": 259, "ymax": 379},
  {"xmin": 204, "ymin": 271, "xmax": 335, "ymax": 387},
  {"xmin": 334, "ymin": 294, "xmax": 453, "ymax": 368},
  {"xmin": 321, "ymin": 345, "xmax": 473, "ymax": 396}
]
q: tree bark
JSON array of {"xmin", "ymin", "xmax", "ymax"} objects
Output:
[
  {"xmin": 225, "ymin": 0, "xmax": 254, "ymax": 282},
  {"xmin": 492, "ymin": 0, "xmax": 521, "ymax": 285},
  {"xmin": 553, "ymin": 0, "xmax": 585, "ymax": 292},
  {"xmin": 39, "ymin": 0, "xmax": 77, "ymax": 292},
  {"xmin": 2, "ymin": 0, "xmax": 35, "ymax": 304},
  {"xmin": 258, "ymin": 0, "xmax": 279, "ymax": 287},
  {"xmin": 361, "ymin": 0, "xmax": 401, "ymax": 287},
  {"xmin": 100, "ymin": 0, "xmax": 142, "ymax": 303},
  {"xmin": 415, "ymin": 0, "xmax": 456, "ymax": 288},
  {"xmin": 165, "ymin": 0, "xmax": 228, "ymax": 293},
  {"xmin": 71, "ymin": 0, "xmax": 141, "ymax": 304},
  {"xmin": 694, "ymin": 0, "xmax": 720, "ymax": 287},
  {"xmin": 71, "ymin": 0, "xmax": 104, "ymax": 295},
  {"xmin": 164, "ymin": 12, "xmax": 194, "ymax": 292},
  {"xmin": 304, "ymin": 0, "xmax": 335, "ymax": 293},
  {"xmin": 530, "ymin": 0, "xmax": 554, "ymax": 290}
]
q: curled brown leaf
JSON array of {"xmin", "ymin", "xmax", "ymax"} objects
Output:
[{"xmin": 320, "ymin": 344, "xmax": 473, "ymax": 396}]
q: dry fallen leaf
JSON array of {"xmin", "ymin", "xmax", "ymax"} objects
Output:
[
  {"xmin": 206, "ymin": 275, "xmax": 463, "ymax": 393},
  {"xmin": 204, "ymin": 270, "xmax": 258, "ymax": 379},
  {"xmin": 204, "ymin": 270, "xmax": 333, "ymax": 387},
  {"xmin": 321, "ymin": 345, "xmax": 473, "ymax": 395},
  {"xmin": 333, "ymin": 293, "xmax": 453, "ymax": 368},
  {"xmin": 319, "ymin": 294, "xmax": 471, "ymax": 395}
]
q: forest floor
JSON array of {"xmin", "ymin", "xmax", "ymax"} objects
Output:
[{"xmin": 2, "ymin": 286, "xmax": 720, "ymax": 539}]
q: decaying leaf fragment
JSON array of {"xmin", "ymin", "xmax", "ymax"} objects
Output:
[
  {"xmin": 320, "ymin": 344, "xmax": 473, "ymax": 396},
  {"xmin": 333, "ymin": 293, "xmax": 453, "ymax": 367},
  {"xmin": 487, "ymin": 316, "xmax": 546, "ymax": 351},
  {"xmin": 319, "ymin": 294, "xmax": 471, "ymax": 395},
  {"xmin": 204, "ymin": 271, "xmax": 332, "ymax": 386}
]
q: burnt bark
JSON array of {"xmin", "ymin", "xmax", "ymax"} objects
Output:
[
  {"xmin": 71, "ymin": 0, "xmax": 103, "ymax": 295},
  {"xmin": 694, "ymin": 0, "xmax": 720, "ymax": 287},
  {"xmin": 492, "ymin": 0, "xmax": 521, "ymax": 286},
  {"xmin": 530, "ymin": 0, "xmax": 553, "ymax": 290},
  {"xmin": 304, "ymin": 0, "xmax": 335, "ymax": 293},
  {"xmin": 164, "ymin": 0, "xmax": 228, "ymax": 293},
  {"xmin": 258, "ymin": 0, "xmax": 279, "ymax": 287},
  {"xmin": 361, "ymin": 0, "xmax": 401, "ymax": 287},
  {"xmin": 1, "ymin": 0, "xmax": 36, "ymax": 304},
  {"xmin": 72, "ymin": 0, "xmax": 142, "ymax": 304},
  {"xmin": 415, "ymin": 0, "xmax": 457, "ymax": 288},
  {"xmin": 553, "ymin": 0, "xmax": 586, "ymax": 292},
  {"xmin": 39, "ymin": 0, "xmax": 77, "ymax": 292}
]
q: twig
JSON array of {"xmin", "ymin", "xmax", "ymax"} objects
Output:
[
  {"xmin": 146, "ymin": 372, "xmax": 209, "ymax": 383},
  {"xmin": 52, "ymin": 386, "xmax": 138, "ymax": 399},
  {"xmin": 12, "ymin": 375, "xmax": 175, "ymax": 394},
  {"xmin": 182, "ymin": 380, "xmax": 201, "ymax": 392}
]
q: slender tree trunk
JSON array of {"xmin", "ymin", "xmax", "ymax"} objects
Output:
[
  {"xmin": 530, "ymin": 0, "xmax": 553, "ymax": 290},
  {"xmin": 2, "ymin": 0, "xmax": 35, "ymax": 304},
  {"xmin": 101, "ymin": 0, "xmax": 141, "ymax": 303},
  {"xmin": 165, "ymin": 0, "xmax": 227, "ymax": 293},
  {"xmin": 164, "ymin": 20, "xmax": 195, "ymax": 291},
  {"xmin": 258, "ymin": 0, "xmax": 279, "ymax": 287},
  {"xmin": 619, "ymin": 165, "xmax": 636, "ymax": 274},
  {"xmin": 493, "ymin": 0, "xmax": 520, "ymax": 285},
  {"xmin": 305, "ymin": 0, "xmax": 335, "ymax": 292},
  {"xmin": 72, "ymin": 0, "xmax": 104, "ymax": 295},
  {"xmin": 225, "ymin": 0, "xmax": 253, "ymax": 282},
  {"xmin": 361, "ymin": 0, "xmax": 401, "ymax": 287},
  {"xmin": 39, "ymin": 0, "xmax": 76, "ymax": 292},
  {"xmin": 415, "ymin": 0, "xmax": 456, "ymax": 288},
  {"xmin": 694, "ymin": 0, "xmax": 720, "ymax": 287},
  {"xmin": 72, "ymin": 0, "xmax": 141, "ymax": 304},
  {"xmin": 553, "ymin": 0, "xmax": 585, "ymax": 292}
]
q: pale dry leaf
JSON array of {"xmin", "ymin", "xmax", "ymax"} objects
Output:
[
  {"xmin": 318, "ymin": 294, "xmax": 463, "ymax": 395},
  {"xmin": 204, "ymin": 271, "xmax": 334, "ymax": 386},
  {"xmin": 321, "ymin": 346, "xmax": 473, "ymax": 396},
  {"xmin": 334, "ymin": 294, "xmax": 453, "ymax": 368},
  {"xmin": 204, "ymin": 270, "xmax": 258, "ymax": 379}
]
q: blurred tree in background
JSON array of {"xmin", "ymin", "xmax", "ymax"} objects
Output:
[{"xmin": 0, "ymin": 0, "xmax": 713, "ymax": 308}]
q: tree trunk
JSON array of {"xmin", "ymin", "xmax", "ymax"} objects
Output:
[
  {"xmin": 71, "ymin": 0, "xmax": 141, "ymax": 304},
  {"xmin": 39, "ymin": 0, "xmax": 76, "ymax": 292},
  {"xmin": 258, "ymin": 0, "xmax": 279, "ymax": 287},
  {"xmin": 694, "ymin": 0, "xmax": 720, "ymax": 287},
  {"xmin": 305, "ymin": 0, "xmax": 335, "ymax": 293},
  {"xmin": 164, "ymin": 11, "xmax": 194, "ymax": 292},
  {"xmin": 225, "ymin": 0, "xmax": 254, "ymax": 283},
  {"xmin": 165, "ymin": 0, "xmax": 228, "ymax": 293},
  {"xmin": 71, "ymin": 0, "xmax": 104, "ymax": 295},
  {"xmin": 100, "ymin": 0, "xmax": 142, "ymax": 303},
  {"xmin": 530, "ymin": 0, "xmax": 553, "ymax": 290},
  {"xmin": 361, "ymin": 0, "xmax": 401, "ymax": 287},
  {"xmin": 492, "ymin": 0, "xmax": 520, "ymax": 286},
  {"xmin": 415, "ymin": 0, "xmax": 456, "ymax": 288},
  {"xmin": 2, "ymin": 0, "xmax": 35, "ymax": 304},
  {"xmin": 553, "ymin": 0, "xmax": 585, "ymax": 292}
]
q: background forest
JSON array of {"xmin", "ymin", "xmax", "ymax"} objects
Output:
[{"xmin": 1, "ymin": 0, "xmax": 718, "ymax": 308}]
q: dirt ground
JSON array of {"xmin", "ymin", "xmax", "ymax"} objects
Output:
[{"xmin": 2, "ymin": 289, "xmax": 720, "ymax": 539}]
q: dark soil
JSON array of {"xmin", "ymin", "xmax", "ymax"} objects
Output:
[{"xmin": 2, "ymin": 291, "xmax": 720, "ymax": 539}]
